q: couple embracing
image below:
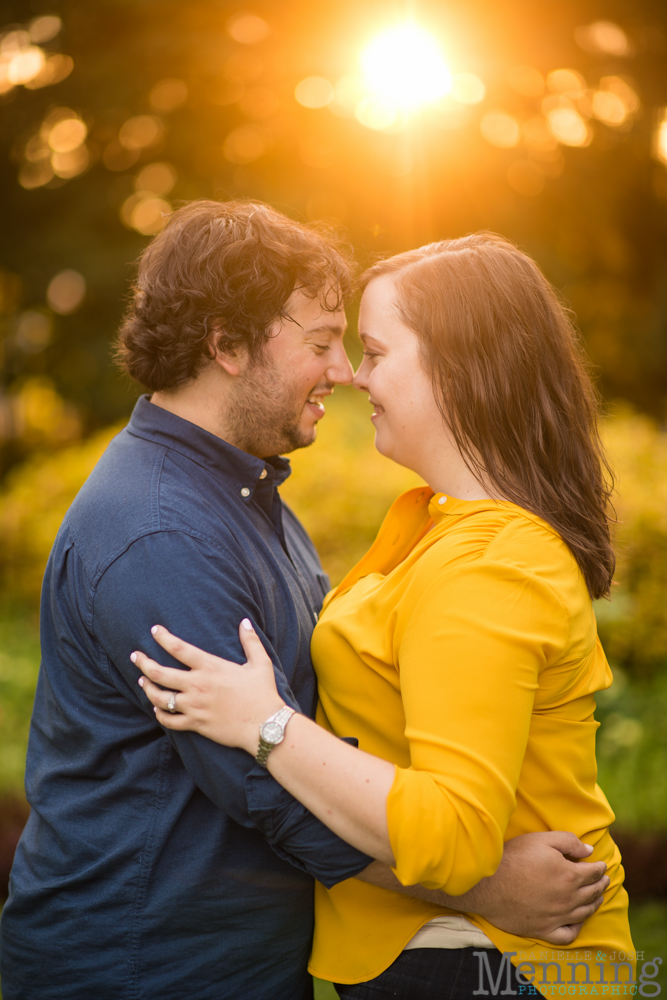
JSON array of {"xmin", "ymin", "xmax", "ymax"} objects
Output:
[{"xmin": 0, "ymin": 200, "xmax": 632, "ymax": 999}]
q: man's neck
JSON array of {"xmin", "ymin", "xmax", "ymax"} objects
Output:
[{"xmin": 150, "ymin": 380, "xmax": 231, "ymax": 444}]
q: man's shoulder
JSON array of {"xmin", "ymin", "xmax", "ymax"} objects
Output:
[{"xmin": 61, "ymin": 426, "xmax": 239, "ymax": 584}]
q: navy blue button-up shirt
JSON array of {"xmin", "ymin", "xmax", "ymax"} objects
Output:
[{"xmin": 0, "ymin": 396, "xmax": 369, "ymax": 1000}]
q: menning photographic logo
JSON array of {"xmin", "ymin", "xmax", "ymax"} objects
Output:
[{"xmin": 473, "ymin": 951, "xmax": 662, "ymax": 996}]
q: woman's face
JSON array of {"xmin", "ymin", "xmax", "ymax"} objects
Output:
[{"xmin": 353, "ymin": 274, "xmax": 448, "ymax": 475}]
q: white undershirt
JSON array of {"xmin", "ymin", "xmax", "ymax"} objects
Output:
[{"xmin": 404, "ymin": 914, "xmax": 495, "ymax": 950}]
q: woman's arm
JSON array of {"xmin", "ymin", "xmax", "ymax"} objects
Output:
[
  {"xmin": 136, "ymin": 621, "xmax": 397, "ymax": 863},
  {"xmin": 134, "ymin": 621, "xmax": 609, "ymax": 945}
]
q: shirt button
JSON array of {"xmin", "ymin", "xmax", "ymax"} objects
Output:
[
  {"xmin": 241, "ymin": 487, "xmax": 251, "ymax": 498},
  {"xmin": 259, "ymin": 469, "xmax": 268, "ymax": 480},
  {"xmin": 438, "ymin": 496, "xmax": 447, "ymax": 505}
]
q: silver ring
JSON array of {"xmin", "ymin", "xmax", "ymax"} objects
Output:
[{"xmin": 166, "ymin": 692, "xmax": 177, "ymax": 714}]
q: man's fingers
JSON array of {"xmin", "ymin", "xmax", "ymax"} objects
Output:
[
  {"xmin": 576, "ymin": 874, "xmax": 610, "ymax": 904},
  {"xmin": 132, "ymin": 650, "xmax": 190, "ymax": 691},
  {"xmin": 572, "ymin": 860, "xmax": 607, "ymax": 887},
  {"xmin": 545, "ymin": 831, "xmax": 593, "ymax": 860},
  {"xmin": 542, "ymin": 923, "xmax": 583, "ymax": 947},
  {"xmin": 150, "ymin": 625, "xmax": 213, "ymax": 670}
]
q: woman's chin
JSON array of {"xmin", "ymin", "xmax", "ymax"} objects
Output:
[{"xmin": 373, "ymin": 431, "xmax": 393, "ymax": 461}]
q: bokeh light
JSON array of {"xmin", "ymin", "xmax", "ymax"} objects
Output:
[
  {"xmin": 226, "ymin": 12, "xmax": 270, "ymax": 45},
  {"xmin": 149, "ymin": 78, "xmax": 188, "ymax": 112},
  {"xmin": 15, "ymin": 311, "xmax": 52, "ymax": 353},
  {"xmin": 295, "ymin": 77, "xmax": 335, "ymax": 109},
  {"xmin": 480, "ymin": 111, "xmax": 521, "ymax": 148},
  {"xmin": 120, "ymin": 194, "xmax": 172, "ymax": 235},
  {"xmin": 52, "ymin": 146, "xmax": 90, "ymax": 179},
  {"xmin": 47, "ymin": 270, "xmax": 86, "ymax": 315},
  {"xmin": 654, "ymin": 110, "xmax": 667, "ymax": 167},
  {"xmin": 6, "ymin": 45, "xmax": 45, "ymax": 85},
  {"xmin": 450, "ymin": 73, "xmax": 485, "ymax": 105},
  {"xmin": 360, "ymin": 24, "xmax": 451, "ymax": 112},
  {"xmin": 546, "ymin": 107, "xmax": 591, "ymax": 146},
  {"xmin": 28, "ymin": 15, "xmax": 62, "ymax": 43},
  {"xmin": 24, "ymin": 54, "xmax": 73, "ymax": 90},
  {"xmin": 547, "ymin": 69, "xmax": 585, "ymax": 97},
  {"xmin": 575, "ymin": 21, "xmax": 631, "ymax": 57},
  {"xmin": 118, "ymin": 115, "xmax": 164, "ymax": 151},
  {"xmin": 134, "ymin": 162, "xmax": 177, "ymax": 197},
  {"xmin": 48, "ymin": 117, "xmax": 87, "ymax": 153}
]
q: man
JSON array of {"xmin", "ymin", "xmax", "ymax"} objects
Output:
[{"xmin": 0, "ymin": 201, "xmax": 608, "ymax": 1000}]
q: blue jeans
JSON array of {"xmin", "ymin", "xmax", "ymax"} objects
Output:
[{"xmin": 335, "ymin": 947, "xmax": 539, "ymax": 999}]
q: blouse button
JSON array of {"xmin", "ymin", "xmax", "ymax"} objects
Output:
[{"xmin": 438, "ymin": 496, "xmax": 447, "ymax": 505}]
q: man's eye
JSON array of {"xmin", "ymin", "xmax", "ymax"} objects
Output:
[{"xmin": 313, "ymin": 344, "xmax": 330, "ymax": 354}]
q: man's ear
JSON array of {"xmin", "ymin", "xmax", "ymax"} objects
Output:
[{"xmin": 207, "ymin": 322, "xmax": 249, "ymax": 377}]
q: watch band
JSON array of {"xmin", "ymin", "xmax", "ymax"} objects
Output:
[{"xmin": 255, "ymin": 706, "xmax": 295, "ymax": 768}]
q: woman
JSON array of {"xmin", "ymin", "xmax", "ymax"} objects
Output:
[{"xmin": 134, "ymin": 234, "xmax": 634, "ymax": 997}]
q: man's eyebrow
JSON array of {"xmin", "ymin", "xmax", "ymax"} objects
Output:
[{"xmin": 304, "ymin": 322, "xmax": 348, "ymax": 336}]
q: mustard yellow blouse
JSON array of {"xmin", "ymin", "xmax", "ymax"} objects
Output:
[{"xmin": 308, "ymin": 487, "xmax": 633, "ymax": 987}]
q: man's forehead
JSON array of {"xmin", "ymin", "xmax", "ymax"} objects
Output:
[{"xmin": 283, "ymin": 288, "xmax": 347, "ymax": 330}]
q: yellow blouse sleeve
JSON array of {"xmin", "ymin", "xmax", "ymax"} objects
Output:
[{"xmin": 387, "ymin": 556, "xmax": 568, "ymax": 895}]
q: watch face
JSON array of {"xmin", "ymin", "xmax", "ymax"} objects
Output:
[{"xmin": 261, "ymin": 721, "xmax": 283, "ymax": 744}]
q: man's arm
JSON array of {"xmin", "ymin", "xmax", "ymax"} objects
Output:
[
  {"xmin": 93, "ymin": 530, "xmax": 371, "ymax": 887},
  {"xmin": 357, "ymin": 831, "xmax": 610, "ymax": 946}
]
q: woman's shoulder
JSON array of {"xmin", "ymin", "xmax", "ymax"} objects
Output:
[{"xmin": 424, "ymin": 501, "xmax": 589, "ymax": 605}]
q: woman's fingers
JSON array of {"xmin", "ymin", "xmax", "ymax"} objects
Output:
[
  {"xmin": 138, "ymin": 674, "xmax": 180, "ymax": 712},
  {"xmin": 150, "ymin": 625, "xmax": 219, "ymax": 670},
  {"xmin": 238, "ymin": 618, "xmax": 272, "ymax": 666},
  {"xmin": 131, "ymin": 650, "xmax": 190, "ymax": 691},
  {"xmin": 154, "ymin": 706, "xmax": 193, "ymax": 731}
]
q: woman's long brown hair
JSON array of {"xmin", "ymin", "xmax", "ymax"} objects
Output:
[{"xmin": 362, "ymin": 233, "xmax": 615, "ymax": 599}]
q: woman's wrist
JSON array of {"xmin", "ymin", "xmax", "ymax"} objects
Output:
[{"xmin": 242, "ymin": 697, "xmax": 289, "ymax": 756}]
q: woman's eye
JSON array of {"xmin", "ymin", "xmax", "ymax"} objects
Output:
[{"xmin": 363, "ymin": 351, "xmax": 379, "ymax": 361}]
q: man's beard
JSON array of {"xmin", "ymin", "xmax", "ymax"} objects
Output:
[{"xmin": 225, "ymin": 356, "xmax": 324, "ymax": 458}]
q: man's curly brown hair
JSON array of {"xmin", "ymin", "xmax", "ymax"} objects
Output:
[{"xmin": 114, "ymin": 200, "xmax": 356, "ymax": 391}]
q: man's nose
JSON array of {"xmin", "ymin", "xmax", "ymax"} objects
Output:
[{"xmin": 326, "ymin": 342, "xmax": 354, "ymax": 386}]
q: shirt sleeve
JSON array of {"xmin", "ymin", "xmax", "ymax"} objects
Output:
[
  {"xmin": 387, "ymin": 556, "xmax": 567, "ymax": 895},
  {"xmin": 92, "ymin": 530, "xmax": 371, "ymax": 887}
]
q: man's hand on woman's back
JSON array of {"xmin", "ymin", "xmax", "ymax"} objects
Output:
[{"xmin": 356, "ymin": 831, "xmax": 610, "ymax": 946}]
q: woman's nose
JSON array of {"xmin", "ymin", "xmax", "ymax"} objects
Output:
[{"xmin": 352, "ymin": 359, "xmax": 370, "ymax": 392}]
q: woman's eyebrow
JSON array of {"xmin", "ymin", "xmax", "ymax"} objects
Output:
[{"xmin": 359, "ymin": 331, "xmax": 383, "ymax": 347}]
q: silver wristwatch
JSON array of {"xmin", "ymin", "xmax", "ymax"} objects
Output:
[{"xmin": 255, "ymin": 706, "xmax": 295, "ymax": 768}]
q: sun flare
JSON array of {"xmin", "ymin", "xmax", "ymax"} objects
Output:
[{"xmin": 360, "ymin": 24, "xmax": 451, "ymax": 111}]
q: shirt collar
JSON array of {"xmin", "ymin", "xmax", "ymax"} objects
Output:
[{"xmin": 127, "ymin": 395, "xmax": 292, "ymax": 500}]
